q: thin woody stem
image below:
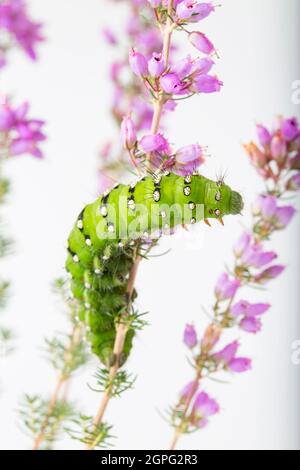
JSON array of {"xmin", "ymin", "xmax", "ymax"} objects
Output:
[{"xmin": 32, "ymin": 324, "xmax": 82, "ymax": 450}]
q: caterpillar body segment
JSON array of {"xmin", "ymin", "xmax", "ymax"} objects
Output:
[{"xmin": 66, "ymin": 172, "xmax": 243, "ymax": 366}]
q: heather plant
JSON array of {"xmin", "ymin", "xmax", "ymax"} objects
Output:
[
  {"xmin": 28, "ymin": 0, "xmax": 229, "ymax": 451},
  {"xmin": 168, "ymin": 116, "xmax": 300, "ymax": 449}
]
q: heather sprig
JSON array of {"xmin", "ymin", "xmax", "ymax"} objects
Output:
[
  {"xmin": 122, "ymin": 0, "xmax": 222, "ymax": 173},
  {"xmin": 0, "ymin": 98, "xmax": 45, "ymax": 357},
  {"xmin": 99, "ymin": 0, "xmax": 221, "ymax": 188},
  {"xmin": 0, "ymin": 0, "xmax": 44, "ymax": 69},
  {"xmin": 0, "ymin": 98, "xmax": 46, "ymax": 159},
  {"xmin": 19, "ymin": 395, "xmax": 76, "ymax": 451},
  {"xmin": 23, "ymin": 279, "xmax": 90, "ymax": 450},
  {"xmin": 98, "ymin": 0, "xmax": 163, "ymax": 192},
  {"xmin": 169, "ymin": 116, "xmax": 300, "ymax": 449},
  {"xmin": 87, "ymin": 0, "xmax": 223, "ymax": 450}
]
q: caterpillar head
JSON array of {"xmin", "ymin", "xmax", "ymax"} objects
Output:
[{"xmin": 205, "ymin": 180, "xmax": 244, "ymax": 219}]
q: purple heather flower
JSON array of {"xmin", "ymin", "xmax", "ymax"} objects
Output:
[
  {"xmin": 98, "ymin": 172, "xmax": 113, "ymax": 194},
  {"xmin": 214, "ymin": 340, "xmax": 239, "ymax": 363},
  {"xmin": 247, "ymin": 302, "xmax": 270, "ymax": 316},
  {"xmin": 227, "ymin": 357, "xmax": 252, "ymax": 373},
  {"xmin": 280, "ymin": 117, "xmax": 299, "ymax": 141},
  {"xmin": 188, "ymin": 31, "xmax": 215, "ymax": 55},
  {"xmin": 192, "ymin": 75, "xmax": 222, "ymax": 93},
  {"xmin": 174, "ymin": 143, "xmax": 204, "ymax": 175},
  {"xmin": 139, "ymin": 133, "xmax": 169, "ymax": 153},
  {"xmin": 148, "ymin": 0, "xmax": 162, "ymax": 6},
  {"xmin": 176, "ymin": 1, "xmax": 214, "ymax": 23},
  {"xmin": 256, "ymin": 124, "xmax": 272, "ymax": 147},
  {"xmin": 0, "ymin": 100, "xmax": 46, "ymax": 158},
  {"xmin": 160, "ymin": 73, "xmax": 186, "ymax": 95},
  {"xmin": 129, "ymin": 48, "xmax": 148, "ymax": 76},
  {"xmin": 231, "ymin": 301, "xmax": 270, "ymax": 334},
  {"xmin": 239, "ymin": 316, "xmax": 262, "ymax": 334},
  {"xmin": 102, "ymin": 27, "xmax": 117, "ymax": 45},
  {"xmin": 201, "ymin": 323, "xmax": 221, "ymax": 352},
  {"xmin": 274, "ymin": 206, "xmax": 296, "ymax": 229},
  {"xmin": 241, "ymin": 242, "xmax": 277, "ymax": 268},
  {"xmin": 191, "ymin": 57, "xmax": 214, "ymax": 76},
  {"xmin": 183, "ymin": 324, "xmax": 198, "ymax": 348},
  {"xmin": 233, "ymin": 232, "xmax": 252, "ymax": 257},
  {"xmin": 287, "ymin": 172, "xmax": 300, "ymax": 190},
  {"xmin": 253, "ymin": 195, "xmax": 277, "ymax": 218},
  {"xmin": 120, "ymin": 115, "xmax": 137, "ymax": 150},
  {"xmin": 191, "ymin": 391, "xmax": 219, "ymax": 428},
  {"xmin": 0, "ymin": 104, "xmax": 15, "ymax": 131},
  {"xmin": 171, "ymin": 55, "xmax": 193, "ymax": 80},
  {"xmin": 148, "ymin": 52, "xmax": 165, "ymax": 77},
  {"xmin": 215, "ymin": 273, "xmax": 240, "ymax": 301},
  {"xmin": 180, "ymin": 381, "xmax": 199, "ymax": 403},
  {"xmin": 214, "ymin": 341, "xmax": 252, "ymax": 372},
  {"xmin": 0, "ymin": 0, "xmax": 44, "ymax": 61},
  {"xmin": 270, "ymin": 135, "xmax": 287, "ymax": 162},
  {"xmin": 255, "ymin": 265, "xmax": 285, "ymax": 284}
]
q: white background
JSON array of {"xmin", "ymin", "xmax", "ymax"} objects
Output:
[{"xmin": 0, "ymin": 0, "xmax": 299, "ymax": 450}]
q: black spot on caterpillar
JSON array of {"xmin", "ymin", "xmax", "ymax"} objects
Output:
[{"xmin": 66, "ymin": 172, "xmax": 243, "ymax": 366}]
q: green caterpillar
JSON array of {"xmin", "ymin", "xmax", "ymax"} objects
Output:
[{"xmin": 66, "ymin": 171, "xmax": 243, "ymax": 366}]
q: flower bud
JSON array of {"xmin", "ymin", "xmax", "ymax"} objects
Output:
[
  {"xmin": 188, "ymin": 31, "xmax": 215, "ymax": 55},
  {"xmin": 176, "ymin": 1, "xmax": 214, "ymax": 22},
  {"xmin": 256, "ymin": 124, "xmax": 271, "ymax": 147},
  {"xmin": 183, "ymin": 324, "xmax": 198, "ymax": 348},
  {"xmin": 0, "ymin": 104, "xmax": 15, "ymax": 131},
  {"xmin": 120, "ymin": 115, "xmax": 137, "ymax": 150},
  {"xmin": 129, "ymin": 48, "xmax": 148, "ymax": 77},
  {"xmin": 227, "ymin": 357, "xmax": 252, "ymax": 373},
  {"xmin": 280, "ymin": 117, "xmax": 299, "ymax": 141},
  {"xmin": 148, "ymin": 52, "xmax": 165, "ymax": 77}
]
